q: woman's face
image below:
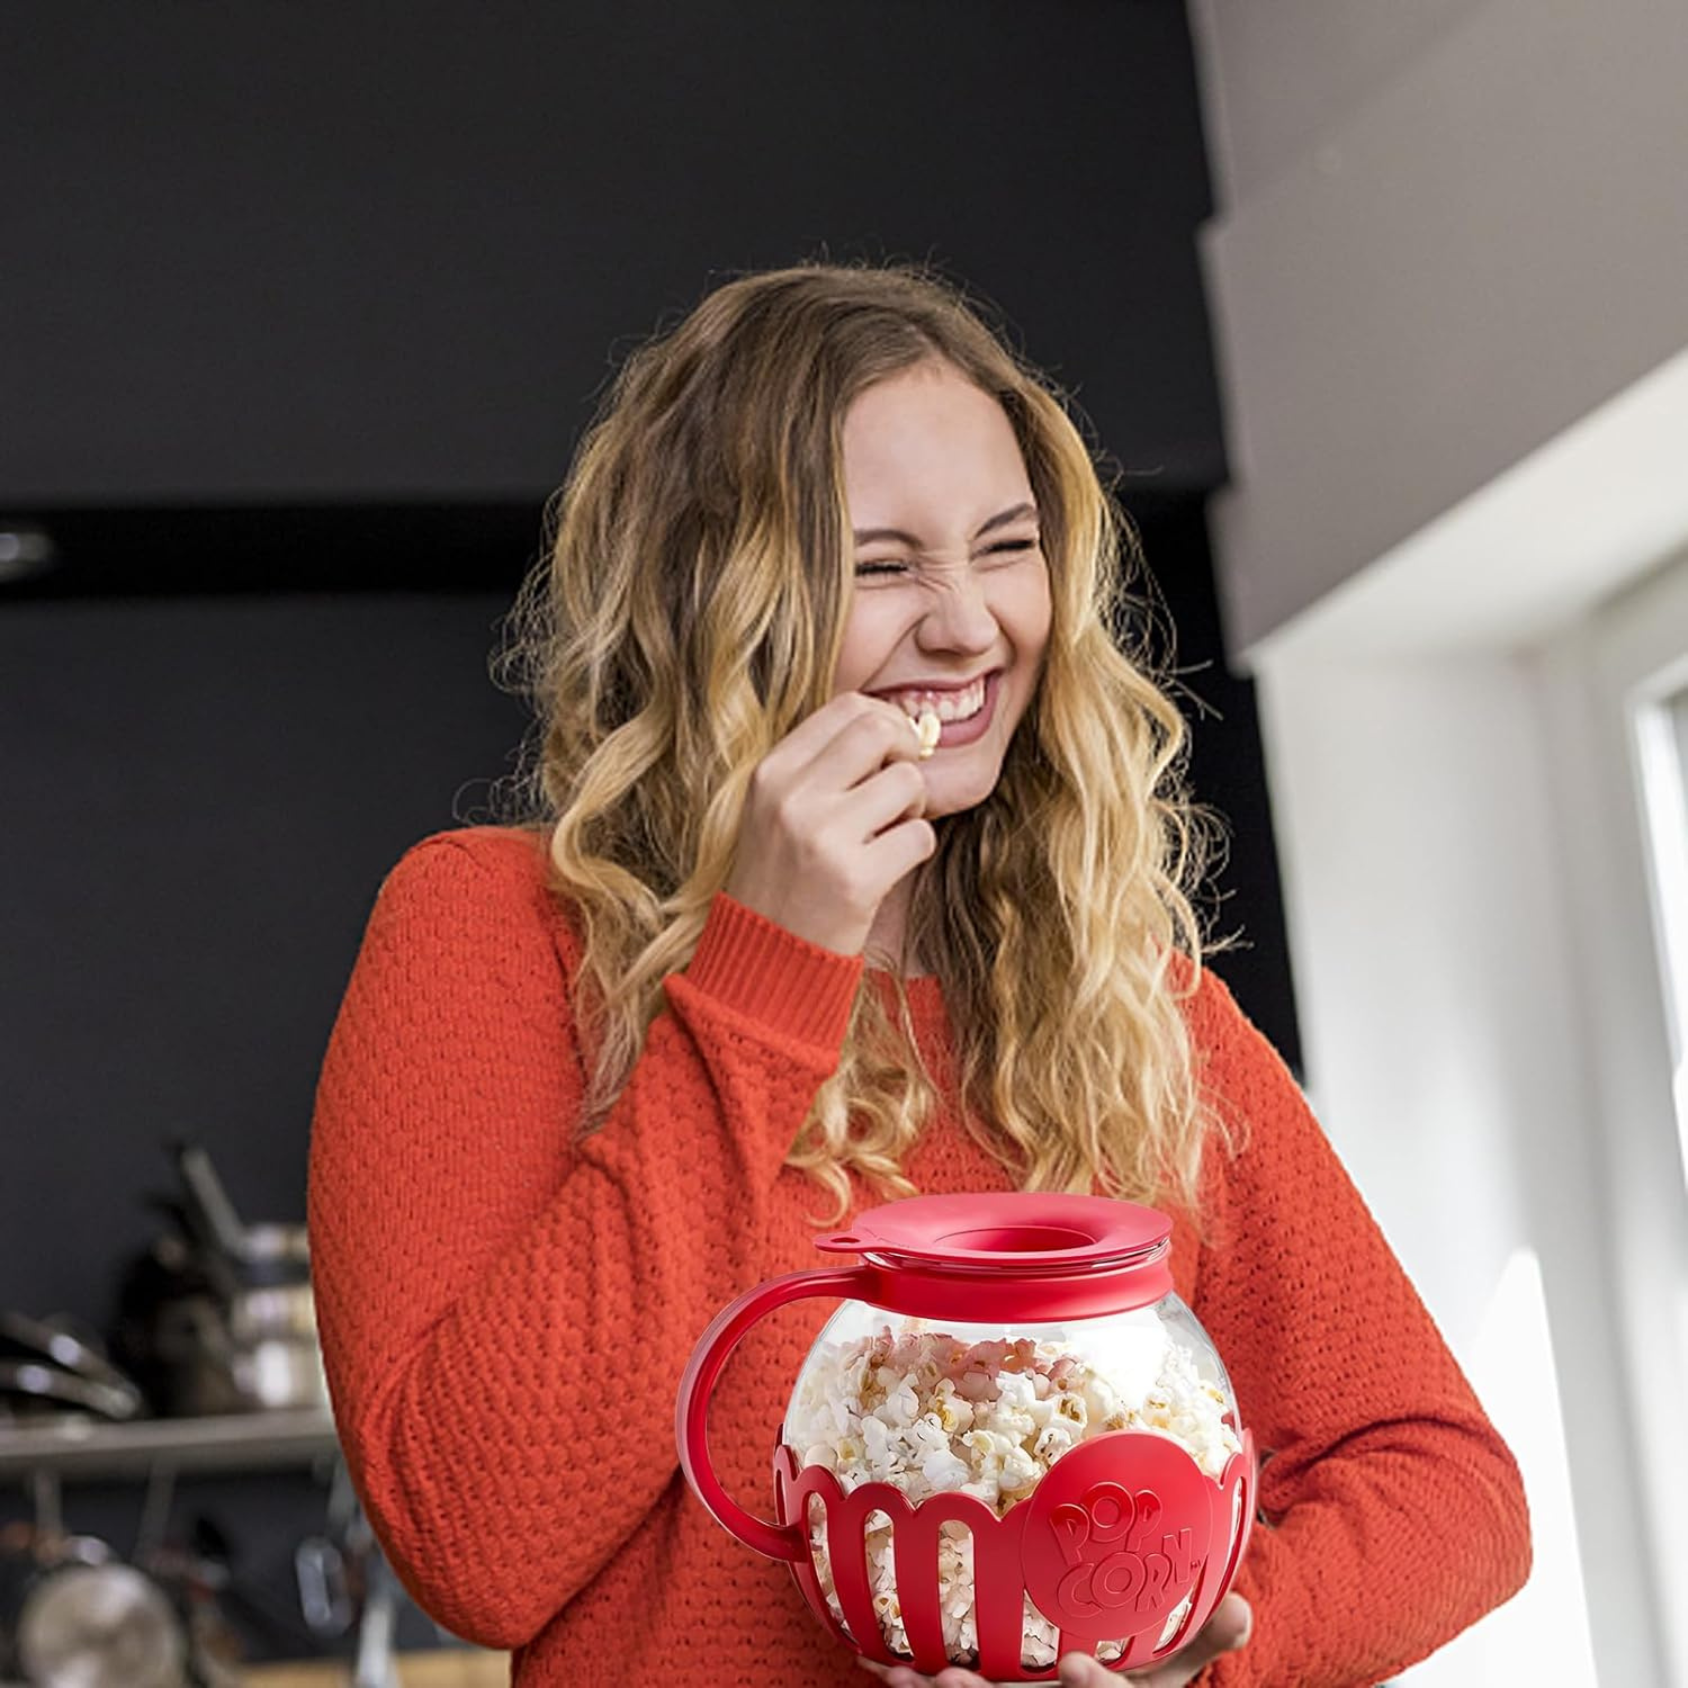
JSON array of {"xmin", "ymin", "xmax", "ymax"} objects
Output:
[{"xmin": 833, "ymin": 357, "xmax": 1053, "ymax": 819}]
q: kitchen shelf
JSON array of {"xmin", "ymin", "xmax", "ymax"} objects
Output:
[
  {"xmin": 0, "ymin": 1406, "xmax": 342, "ymax": 1480},
  {"xmin": 242, "ymin": 1650, "xmax": 508, "ymax": 1687}
]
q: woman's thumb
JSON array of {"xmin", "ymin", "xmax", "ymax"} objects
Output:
[{"xmin": 1218, "ymin": 1593, "xmax": 1253, "ymax": 1650}]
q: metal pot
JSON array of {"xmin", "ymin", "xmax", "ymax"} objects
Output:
[
  {"xmin": 118, "ymin": 1147, "xmax": 328, "ymax": 1416},
  {"xmin": 17, "ymin": 1561, "xmax": 188, "ymax": 1688},
  {"xmin": 0, "ymin": 1527, "xmax": 187, "ymax": 1688},
  {"xmin": 228, "ymin": 1224, "xmax": 311, "ymax": 1289},
  {"xmin": 147, "ymin": 1293, "xmax": 328, "ymax": 1416}
]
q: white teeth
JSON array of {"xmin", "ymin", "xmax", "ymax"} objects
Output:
[{"xmin": 890, "ymin": 677, "xmax": 987, "ymax": 723}]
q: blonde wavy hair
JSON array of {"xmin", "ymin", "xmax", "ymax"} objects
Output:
[{"xmin": 490, "ymin": 258, "xmax": 1244, "ymax": 1237}]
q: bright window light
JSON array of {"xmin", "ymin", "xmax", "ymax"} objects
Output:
[{"xmin": 1393, "ymin": 1246, "xmax": 1596, "ymax": 1686}]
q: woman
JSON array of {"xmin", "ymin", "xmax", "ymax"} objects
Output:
[{"xmin": 306, "ymin": 260, "xmax": 1530, "ymax": 1687}]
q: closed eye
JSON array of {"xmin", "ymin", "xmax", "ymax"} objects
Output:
[{"xmin": 855, "ymin": 539, "xmax": 1038, "ymax": 579}]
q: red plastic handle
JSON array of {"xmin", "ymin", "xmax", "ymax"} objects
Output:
[{"xmin": 675, "ymin": 1265, "xmax": 868, "ymax": 1562}]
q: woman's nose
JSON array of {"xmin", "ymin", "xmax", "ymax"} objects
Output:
[{"xmin": 915, "ymin": 570, "xmax": 999, "ymax": 648}]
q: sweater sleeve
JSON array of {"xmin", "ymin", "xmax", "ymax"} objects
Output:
[
  {"xmin": 305, "ymin": 831, "xmax": 865, "ymax": 1649},
  {"xmin": 1188, "ymin": 967, "xmax": 1532, "ymax": 1687}
]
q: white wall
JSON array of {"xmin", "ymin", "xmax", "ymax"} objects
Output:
[
  {"xmin": 1187, "ymin": 4, "xmax": 1688, "ymax": 1682},
  {"xmin": 1234, "ymin": 398, "xmax": 1688, "ymax": 1684}
]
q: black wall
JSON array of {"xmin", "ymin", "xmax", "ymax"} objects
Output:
[
  {"xmin": 2, "ymin": 1, "xmax": 1224, "ymax": 509},
  {"xmin": 0, "ymin": 1, "xmax": 1300, "ymax": 1666}
]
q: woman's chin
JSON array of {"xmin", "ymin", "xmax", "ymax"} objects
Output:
[{"xmin": 921, "ymin": 763, "xmax": 1000, "ymax": 819}]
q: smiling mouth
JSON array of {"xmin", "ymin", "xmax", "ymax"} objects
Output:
[{"xmin": 876, "ymin": 669, "xmax": 1000, "ymax": 723}]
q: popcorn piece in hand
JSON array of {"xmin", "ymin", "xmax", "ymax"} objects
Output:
[{"xmin": 916, "ymin": 708, "xmax": 942, "ymax": 758}]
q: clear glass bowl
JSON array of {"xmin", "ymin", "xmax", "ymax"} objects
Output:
[{"xmin": 781, "ymin": 1294, "xmax": 1245, "ymax": 1674}]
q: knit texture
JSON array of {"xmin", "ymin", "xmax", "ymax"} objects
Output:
[{"xmin": 306, "ymin": 827, "xmax": 1531, "ymax": 1687}]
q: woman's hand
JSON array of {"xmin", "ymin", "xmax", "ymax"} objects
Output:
[
  {"xmin": 854, "ymin": 1593, "xmax": 1252, "ymax": 1688},
  {"xmin": 723, "ymin": 691, "xmax": 936, "ymax": 959}
]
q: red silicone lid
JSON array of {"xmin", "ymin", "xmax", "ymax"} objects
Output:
[{"xmin": 813, "ymin": 1191, "xmax": 1170, "ymax": 1276}]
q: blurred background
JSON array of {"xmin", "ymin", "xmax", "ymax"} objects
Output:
[{"xmin": 2, "ymin": 3, "xmax": 1686, "ymax": 1684}]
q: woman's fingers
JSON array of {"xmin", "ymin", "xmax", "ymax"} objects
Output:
[
  {"xmin": 1103, "ymin": 1593, "xmax": 1255, "ymax": 1686},
  {"xmin": 853, "ymin": 1657, "xmax": 999, "ymax": 1687},
  {"xmin": 1060, "ymin": 1652, "xmax": 1124, "ymax": 1686},
  {"xmin": 853, "ymin": 1597, "xmax": 1252, "ymax": 1688},
  {"xmin": 855, "ymin": 1660, "xmax": 927, "ymax": 1688}
]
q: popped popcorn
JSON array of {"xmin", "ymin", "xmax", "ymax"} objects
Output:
[
  {"xmin": 911, "ymin": 707, "xmax": 942, "ymax": 758},
  {"xmin": 784, "ymin": 1319, "xmax": 1239, "ymax": 1671}
]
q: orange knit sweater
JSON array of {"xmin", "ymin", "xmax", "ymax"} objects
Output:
[{"xmin": 306, "ymin": 827, "xmax": 1530, "ymax": 1687}]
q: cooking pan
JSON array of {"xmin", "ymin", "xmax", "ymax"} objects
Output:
[
  {"xmin": 0, "ymin": 1360, "xmax": 143, "ymax": 1423},
  {"xmin": 0, "ymin": 1312, "xmax": 146, "ymax": 1414}
]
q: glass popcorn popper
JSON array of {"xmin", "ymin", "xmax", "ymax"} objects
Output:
[{"xmin": 676, "ymin": 1193, "xmax": 1256, "ymax": 1680}]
